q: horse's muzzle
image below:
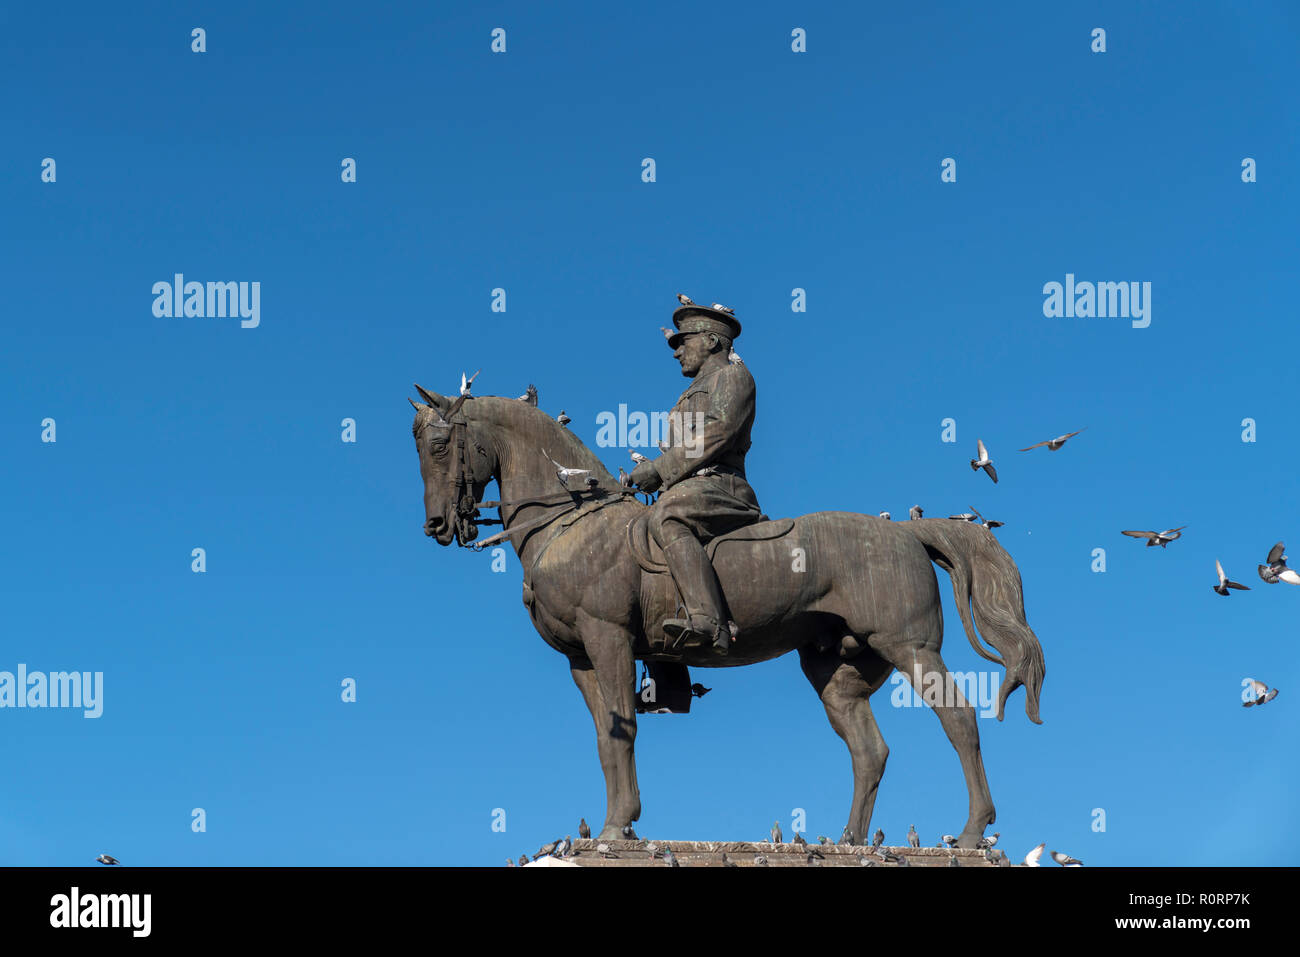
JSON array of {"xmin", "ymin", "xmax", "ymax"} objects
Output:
[{"xmin": 424, "ymin": 515, "xmax": 455, "ymax": 546}]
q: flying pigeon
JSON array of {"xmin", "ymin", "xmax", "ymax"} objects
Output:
[
  {"xmin": 676, "ymin": 294, "xmax": 695, "ymax": 306},
  {"xmin": 690, "ymin": 683, "xmax": 711, "ymax": 697},
  {"xmin": 516, "ymin": 384, "xmax": 538, "ymax": 405},
  {"xmin": 1258, "ymin": 542, "xmax": 1300, "ymax": 584},
  {"xmin": 95, "ymin": 854, "xmax": 121, "ymax": 866},
  {"xmin": 1121, "ymin": 526, "xmax": 1186, "ymax": 548},
  {"xmin": 460, "ymin": 369, "xmax": 481, "ymax": 396},
  {"xmin": 871, "ymin": 828, "xmax": 885, "ymax": 848},
  {"xmin": 1243, "ymin": 680, "xmax": 1279, "ymax": 707},
  {"xmin": 1023, "ymin": 843, "xmax": 1046, "ymax": 867},
  {"xmin": 556, "ymin": 410, "xmax": 571, "ymax": 426},
  {"xmin": 970, "ymin": 440, "xmax": 998, "ymax": 484},
  {"xmin": 907, "ymin": 825, "xmax": 920, "ymax": 848},
  {"xmin": 1213, "ymin": 559, "xmax": 1251, "ymax": 596},
  {"xmin": 879, "ymin": 511, "xmax": 891, "ymax": 520},
  {"xmin": 1019, "ymin": 429, "xmax": 1086, "ymax": 452},
  {"xmin": 711, "ymin": 303, "xmax": 735, "ymax": 315},
  {"xmin": 908, "ymin": 506, "xmax": 923, "ymax": 521},
  {"xmin": 1051, "ymin": 850, "xmax": 1083, "ymax": 867},
  {"xmin": 771, "ymin": 821, "xmax": 783, "ymax": 844}
]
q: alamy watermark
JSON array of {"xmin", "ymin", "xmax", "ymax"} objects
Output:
[
  {"xmin": 50, "ymin": 887, "xmax": 150, "ymax": 937},
  {"xmin": 0, "ymin": 665, "xmax": 103, "ymax": 718},
  {"xmin": 890, "ymin": 667, "xmax": 1001, "ymax": 719},
  {"xmin": 152, "ymin": 274, "xmax": 260, "ymax": 328},
  {"xmin": 595, "ymin": 404, "xmax": 706, "ymax": 458},
  {"xmin": 1042, "ymin": 273, "xmax": 1151, "ymax": 328}
]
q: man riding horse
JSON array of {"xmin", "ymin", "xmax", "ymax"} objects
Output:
[
  {"xmin": 627, "ymin": 298, "xmax": 762, "ymax": 657},
  {"xmin": 408, "ymin": 303, "xmax": 1046, "ymax": 844}
]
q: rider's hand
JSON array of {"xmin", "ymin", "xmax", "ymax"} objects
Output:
[{"xmin": 630, "ymin": 461, "xmax": 662, "ymax": 493}]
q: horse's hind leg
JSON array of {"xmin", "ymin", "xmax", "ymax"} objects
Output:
[
  {"xmin": 876, "ymin": 640, "xmax": 996, "ymax": 849},
  {"xmin": 799, "ymin": 645, "xmax": 893, "ymax": 845}
]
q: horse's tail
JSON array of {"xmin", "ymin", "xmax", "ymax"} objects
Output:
[{"xmin": 901, "ymin": 519, "xmax": 1045, "ymax": 725}]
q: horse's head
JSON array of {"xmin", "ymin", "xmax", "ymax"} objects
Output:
[{"xmin": 409, "ymin": 384, "xmax": 495, "ymax": 547}]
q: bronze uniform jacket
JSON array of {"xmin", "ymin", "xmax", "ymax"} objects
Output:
[{"xmin": 652, "ymin": 362, "xmax": 756, "ymax": 490}]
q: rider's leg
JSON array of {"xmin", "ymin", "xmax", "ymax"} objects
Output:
[{"xmin": 660, "ymin": 533, "xmax": 731, "ymax": 655}]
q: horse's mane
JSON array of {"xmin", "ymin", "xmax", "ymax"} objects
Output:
[{"xmin": 470, "ymin": 395, "xmax": 615, "ymax": 481}]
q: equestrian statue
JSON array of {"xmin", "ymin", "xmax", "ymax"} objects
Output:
[{"xmin": 409, "ymin": 295, "xmax": 1046, "ymax": 846}]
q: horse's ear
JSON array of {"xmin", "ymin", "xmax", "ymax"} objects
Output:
[{"xmin": 414, "ymin": 384, "xmax": 452, "ymax": 415}]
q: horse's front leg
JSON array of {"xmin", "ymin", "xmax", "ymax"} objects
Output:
[{"xmin": 570, "ymin": 610, "xmax": 641, "ymax": 840}]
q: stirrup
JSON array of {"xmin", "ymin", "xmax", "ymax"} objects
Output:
[{"xmin": 663, "ymin": 618, "xmax": 730, "ymax": 657}]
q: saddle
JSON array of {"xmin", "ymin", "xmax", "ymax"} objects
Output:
[{"xmin": 627, "ymin": 511, "xmax": 796, "ymax": 574}]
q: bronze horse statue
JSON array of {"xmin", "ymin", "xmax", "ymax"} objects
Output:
[{"xmin": 410, "ymin": 386, "xmax": 1046, "ymax": 847}]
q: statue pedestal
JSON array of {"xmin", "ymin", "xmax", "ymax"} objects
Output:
[{"xmin": 556, "ymin": 838, "xmax": 1005, "ymax": 867}]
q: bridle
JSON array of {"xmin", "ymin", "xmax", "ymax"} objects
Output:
[{"xmin": 441, "ymin": 395, "xmax": 491, "ymax": 546}]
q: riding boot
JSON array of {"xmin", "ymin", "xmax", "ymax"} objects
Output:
[{"xmin": 660, "ymin": 536, "xmax": 731, "ymax": 657}]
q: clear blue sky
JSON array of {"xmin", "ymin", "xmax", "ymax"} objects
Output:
[{"xmin": 2, "ymin": 1, "xmax": 1296, "ymax": 866}]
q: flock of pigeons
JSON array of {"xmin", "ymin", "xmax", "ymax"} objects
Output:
[
  {"xmin": 878, "ymin": 428, "xmax": 1284, "ymax": 709},
  {"xmin": 878, "ymin": 431, "xmax": 1086, "ymax": 526},
  {"xmin": 1118, "ymin": 522, "xmax": 1287, "ymax": 708},
  {"xmin": 510, "ymin": 818, "xmax": 641, "ymax": 866},
  {"xmin": 761, "ymin": 822, "xmax": 1081, "ymax": 868},
  {"xmin": 508, "ymin": 819, "xmax": 1081, "ymax": 867}
]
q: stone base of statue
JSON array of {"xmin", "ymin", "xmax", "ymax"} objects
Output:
[{"xmin": 542, "ymin": 838, "xmax": 1006, "ymax": 867}]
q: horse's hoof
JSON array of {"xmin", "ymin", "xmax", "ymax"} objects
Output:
[{"xmin": 955, "ymin": 834, "xmax": 982, "ymax": 850}]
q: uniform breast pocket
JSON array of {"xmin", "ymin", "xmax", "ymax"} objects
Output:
[{"xmin": 682, "ymin": 387, "xmax": 711, "ymax": 417}]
